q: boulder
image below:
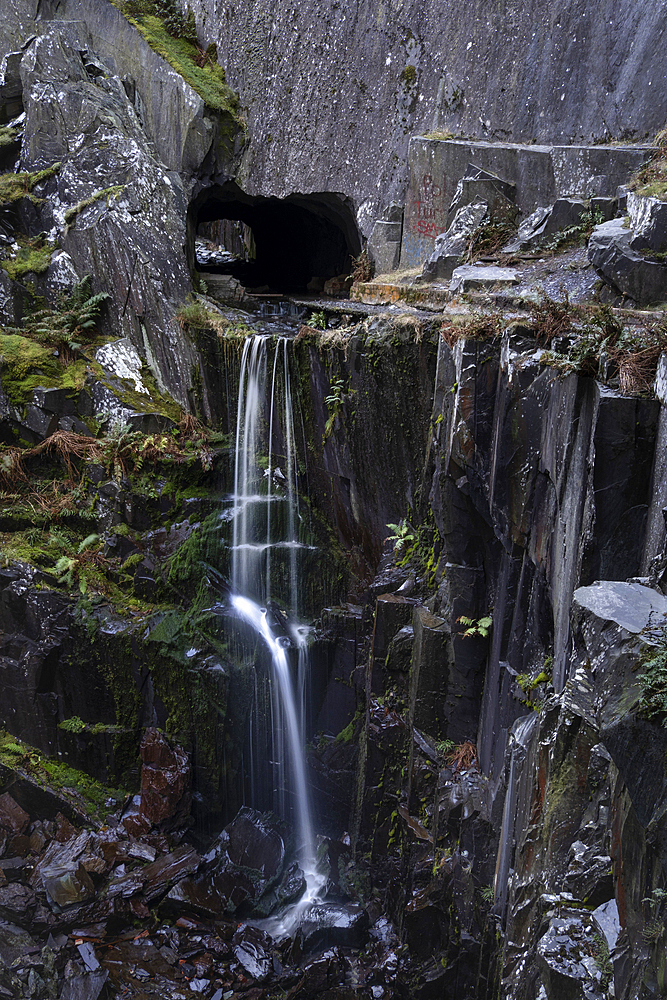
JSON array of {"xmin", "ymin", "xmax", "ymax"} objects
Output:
[
  {"xmin": 232, "ymin": 924, "xmax": 274, "ymax": 980},
  {"xmin": 628, "ymin": 191, "xmax": 667, "ymax": 252},
  {"xmin": 206, "ymin": 807, "xmax": 287, "ymax": 915},
  {"xmin": 536, "ymin": 911, "xmax": 609, "ymax": 1000},
  {"xmin": 421, "ymin": 202, "xmax": 488, "ymax": 282},
  {"xmin": 138, "ymin": 728, "xmax": 192, "ymax": 830},
  {"xmin": 588, "ymin": 217, "xmax": 667, "ymax": 305},
  {"xmin": 298, "ymin": 901, "xmax": 369, "ymax": 951},
  {"xmin": 447, "ymin": 164, "xmax": 517, "ymax": 226}
]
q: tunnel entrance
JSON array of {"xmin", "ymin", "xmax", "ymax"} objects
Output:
[{"xmin": 190, "ymin": 184, "xmax": 362, "ymax": 294}]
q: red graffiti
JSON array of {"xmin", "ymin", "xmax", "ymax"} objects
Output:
[{"xmin": 407, "ymin": 173, "xmax": 446, "ymax": 240}]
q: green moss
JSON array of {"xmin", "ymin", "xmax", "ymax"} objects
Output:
[
  {"xmin": 0, "ymin": 332, "xmax": 96, "ymax": 405},
  {"xmin": 400, "ymin": 65, "xmax": 417, "ymax": 86},
  {"xmin": 177, "ymin": 300, "xmax": 255, "ymax": 346},
  {"xmin": 0, "ymin": 729, "xmax": 126, "ymax": 822},
  {"xmin": 64, "ymin": 185, "xmax": 124, "ymax": 225},
  {"xmin": 1, "ymin": 236, "xmax": 56, "ymax": 280},
  {"xmin": 124, "ymin": 13, "xmax": 239, "ymax": 116},
  {"xmin": 0, "ymin": 127, "xmax": 20, "ymax": 149},
  {"xmin": 0, "ymin": 162, "xmax": 61, "ymax": 205}
]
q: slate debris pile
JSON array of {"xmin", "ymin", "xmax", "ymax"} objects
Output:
[{"xmin": 0, "ymin": 784, "xmax": 402, "ymax": 1000}]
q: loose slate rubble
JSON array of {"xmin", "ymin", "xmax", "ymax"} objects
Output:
[{"xmin": 0, "ymin": 786, "xmax": 386, "ymax": 998}]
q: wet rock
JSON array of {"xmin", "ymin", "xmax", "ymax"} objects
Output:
[
  {"xmin": 0, "ymin": 920, "xmax": 38, "ymax": 965},
  {"xmin": 232, "ymin": 924, "xmax": 273, "ymax": 980},
  {"xmin": 299, "ymin": 947, "xmax": 345, "ymax": 992},
  {"xmin": 299, "ymin": 901, "xmax": 369, "ymax": 951},
  {"xmin": 31, "ymin": 832, "xmax": 96, "ymax": 908},
  {"xmin": 60, "ymin": 970, "xmax": 110, "ymax": 1000},
  {"xmin": 0, "ymin": 883, "xmax": 37, "ymax": 924},
  {"xmin": 450, "ymin": 263, "xmax": 519, "ymax": 294},
  {"xmin": 159, "ymin": 874, "xmax": 224, "ymax": 920},
  {"xmin": 107, "ymin": 844, "xmax": 200, "ymax": 904},
  {"xmin": 421, "ymin": 202, "xmax": 488, "ymax": 282},
  {"xmin": 592, "ymin": 899, "xmax": 620, "ymax": 952},
  {"xmin": 253, "ymin": 860, "xmax": 306, "ymax": 917},
  {"xmin": 0, "ymin": 794, "xmax": 29, "ymax": 836},
  {"xmin": 138, "ymin": 728, "xmax": 192, "ymax": 830},
  {"xmin": 563, "ymin": 840, "xmax": 613, "ymax": 908},
  {"xmin": 536, "ymin": 911, "xmax": 609, "ymax": 1000},
  {"xmin": 207, "ymin": 807, "xmax": 286, "ymax": 914}
]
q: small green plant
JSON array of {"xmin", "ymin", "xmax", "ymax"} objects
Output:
[
  {"xmin": 386, "ymin": 518, "xmax": 415, "ymax": 554},
  {"xmin": 542, "ymin": 207, "xmax": 604, "ymax": 251},
  {"xmin": 54, "ymin": 532, "xmax": 102, "ymax": 594},
  {"xmin": 58, "ymin": 716, "xmax": 87, "ymax": 734},
  {"xmin": 457, "ymin": 614, "xmax": 493, "ymax": 638},
  {"xmin": 306, "ymin": 310, "xmax": 327, "ymax": 330},
  {"xmin": 642, "ymin": 887, "xmax": 667, "ymax": 943},
  {"xmin": 637, "ymin": 618, "xmax": 667, "ymax": 725},
  {"xmin": 7, "ymin": 275, "xmax": 109, "ymax": 360},
  {"xmin": 480, "ymin": 884, "xmax": 495, "ymax": 904},
  {"xmin": 323, "ymin": 377, "xmax": 350, "ymax": 441}
]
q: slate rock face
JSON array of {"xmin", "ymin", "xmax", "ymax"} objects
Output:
[{"xmin": 190, "ymin": 0, "xmax": 667, "ymax": 239}]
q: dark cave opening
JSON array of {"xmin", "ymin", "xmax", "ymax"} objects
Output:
[{"xmin": 190, "ymin": 184, "xmax": 362, "ymax": 293}]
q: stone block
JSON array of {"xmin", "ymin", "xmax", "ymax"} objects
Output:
[
  {"xmin": 627, "ymin": 191, "xmax": 667, "ymax": 252},
  {"xmin": 450, "ymin": 264, "xmax": 518, "ymax": 294},
  {"xmin": 588, "ymin": 218, "xmax": 667, "ymax": 305},
  {"xmin": 368, "ymin": 220, "xmax": 402, "ymax": 275},
  {"xmin": 409, "ymin": 606, "xmax": 452, "ymax": 739},
  {"xmin": 422, "ymin": 202, "xmax": 487, "ymax": 282},
  {"xmin": 447, "ymin": 164, "xmax": 516, "ymax": 226}
]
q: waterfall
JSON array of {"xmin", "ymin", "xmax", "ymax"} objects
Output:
[{"xmin": 229, "ymin": 334, "xmax": 323, "ymax": 926}]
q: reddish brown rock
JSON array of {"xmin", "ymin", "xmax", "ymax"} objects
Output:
[
  {"xmin": 138, "ymin": 729, "xmax": 191, "ymax": 829},
  {"xmin": 0, "ymin": 793, "xmax": 29, "ymax": 836}
]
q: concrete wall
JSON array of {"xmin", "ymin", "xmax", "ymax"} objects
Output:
[{"xmin": 184, "ymin": 0, "xmax": 667, "ymax": 238}]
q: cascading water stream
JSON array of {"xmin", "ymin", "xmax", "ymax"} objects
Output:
[{"xmin": 229, "ymin": 333, "xmax": 324, "ymax": 932}]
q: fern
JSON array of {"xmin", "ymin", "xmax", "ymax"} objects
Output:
[{"xmin": 10, "ymin": 275, "xmax": 109, "ymax": 357}]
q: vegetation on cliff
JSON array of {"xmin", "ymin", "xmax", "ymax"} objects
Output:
[{"xmin": 117, "ymin": 0, "xmax": 240, "ymax": 117}]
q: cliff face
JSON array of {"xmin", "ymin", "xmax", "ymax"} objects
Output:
[{"xmin": 187, "ymin": 0, "xmax": 667, "ymax": 233}]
